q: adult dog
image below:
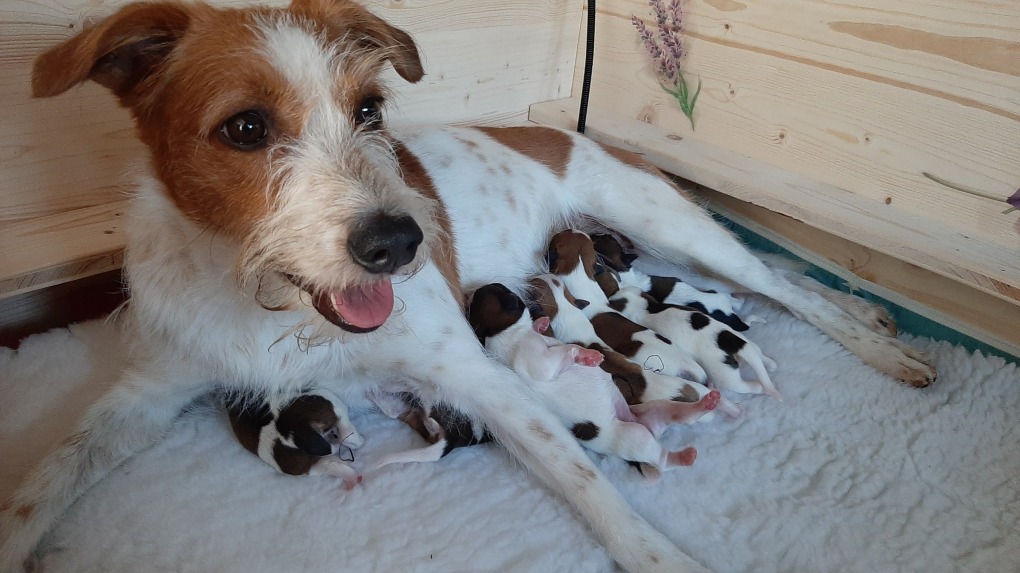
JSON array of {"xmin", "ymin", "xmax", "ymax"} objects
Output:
[{"xmin": 0, "ymin": 0, "xmax": 935, "ymax": 571}]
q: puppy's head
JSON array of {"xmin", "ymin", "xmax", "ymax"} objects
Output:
[
  {"xmin": 32, "ymin": 0, "xmax": 434, "ymax": 334},
  {"xmin": 276, "ymin": 394, "xmax": 344, "ymax": 456},
  {"xmin": 546, "ymin": 230, "xmax": 598, "ymax": 277},
  {"xmin": 591, "ymin": 234, "xmax": 638, "ymax": 272},
  {"xmin": 529, "ymin": 275, "xmax": 589, "ymax": 317},
  {"xmin": 468, "ymin": 283, "xmax": 527, "ymax": 342}
]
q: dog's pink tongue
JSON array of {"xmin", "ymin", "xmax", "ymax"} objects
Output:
[{"xmin": 332, "ymin": 280, "xmax": 394, "ymax": 329}]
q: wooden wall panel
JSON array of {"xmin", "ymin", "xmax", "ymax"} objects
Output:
[
  {"xmin": 574, "ymin": 0, "xmax": 1019, "ymax": 246},
  {"xmin": 0, "ymin": 0, "xmax": 582, "ymax": 297}
]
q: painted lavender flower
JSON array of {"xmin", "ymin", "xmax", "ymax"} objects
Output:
[{"xmin": 632, "ymin": 0, "xmax": 701, "ymax": 129}]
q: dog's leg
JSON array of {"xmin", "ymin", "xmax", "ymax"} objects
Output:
[
  {"xmin": 790, "ymin": 275, "xmax": 898, "ymax": 336},
  {"xmin": 573, "ymin": 149, "xmax": 935, "ymax": 387},
  {"xmin": 0, "ymin": 366, "xmax": 206, "ymax": 571},
  {"xmin": 373, "ymin": 279, "xmax": 710, "ymax": 573}
]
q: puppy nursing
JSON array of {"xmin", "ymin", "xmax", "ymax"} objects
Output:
[
  {"xmin": 3, "ymin": 1, "xmax": 936, "ymax": 571},
  {"xmin": 470, "ymin": 283, "xmax": 699, "ymax": 476},
  {"xmin": 547, "ymin": 230, "xmax": 780, "ymax": 401}
]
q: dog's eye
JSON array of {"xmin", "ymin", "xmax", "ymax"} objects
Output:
[
  {"xmin": 221, "ymin": 111, "xmax": 268, "ymax": 149},
  {"xmin": 356, "ymin": 96, "xmax": 385, "ymax": 129}
]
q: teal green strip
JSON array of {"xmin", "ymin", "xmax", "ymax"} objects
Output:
[{"xmin": 711, "ymin": 214, "xmax": 1019, "ymax": 364}]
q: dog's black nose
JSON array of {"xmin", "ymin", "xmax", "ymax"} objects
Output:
[{"xmin": 348, "ymin": 213, "xmax": 424, "ymax": 274}]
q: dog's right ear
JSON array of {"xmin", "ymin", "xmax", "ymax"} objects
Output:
[{"xmin": 32, "ymin": 2, "xmax": 192, "ymax": 101}]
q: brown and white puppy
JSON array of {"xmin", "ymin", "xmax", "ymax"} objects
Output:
[
  {"xmin": 528, "ymin": 275, "xmax": 738, "ymax": 432},
  {"xmin": 469, "ymin": 283, "xmax": 699, "ymax": 477},
  {"xmin": 557, "ymin": 231, "xmax": 778, "ymax": 398},
  {"xmin": 547, "ymin": 230, "xmax": 711, "ymax": 382},
  {"xmin": 2, "ymin": 2, "xmax": 933, "ymax": 571},
  {"xmin": 228, "ymin": 391, "xmax": 364, "ymax": 489}
]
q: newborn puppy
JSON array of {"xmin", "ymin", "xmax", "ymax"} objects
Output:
[
  {"xmin": 529, "ymin": 275, "xmax": 736, "ymax": 433},
  {"xmin": 547, "ymin": 230, "xmax": 710, "ymax": 382},
  {"xmin": 591, "ymin": 233, "xmax": 749, "ymax": 332},
  {"xmin": 609, "ymin": 286, "xmax": 781, "ymax": 399},
  {"xmin": 227, "ymin": 391, "xmax": 363, "ymax": 490},
  {"xmin": 368, "ymin": 391, "xmax": 492, "ymax": 468},
  {"xmin": 470, "ymin": 283, "xmax": 698, "ymax": 476}
]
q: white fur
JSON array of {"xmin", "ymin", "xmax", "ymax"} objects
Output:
[
  {"xmin": 485, "ymin": 311, "xmax": 686, "ymax": 473},
  {"xmin": 1, "ymin": 7, "xmax": 934, "ymax": 573},
  {"xmin": 611, "ymin": 287, "xmax": 780, "ymax": 399}
]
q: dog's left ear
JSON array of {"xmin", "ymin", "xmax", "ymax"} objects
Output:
[
  {"xmin": 32, "ymin": 2, "xmax": 193, "ymax": 101},
  {"xmin": 293, "ymin": 0, "xmax": 424, "ymax": 83}
]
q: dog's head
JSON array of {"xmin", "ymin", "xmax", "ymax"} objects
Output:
[
  {"xmin": 467, "ymin": 283, "xmax": 527, "ymax": 342},
  {"xmin": 275, "ymin": 394, "xmax": 346, "ymax": 456},
  {"xmin": 32, "ymin": 0, "xmax": 435, "ymax": 333}
]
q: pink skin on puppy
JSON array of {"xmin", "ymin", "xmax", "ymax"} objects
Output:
[
  {"xmin": 529, "ymin": 273, "xmax": 741, "ymax": 426},
  {"xmin": 470, "ymin": 282, "xmax": 701, "ymax": 478}
]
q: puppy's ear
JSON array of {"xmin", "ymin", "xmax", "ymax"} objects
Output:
[
  {"xmin": 292, "ymin": 428, "xmax": 334, "ymax": 457},
  {"xmin": 545, "ymin": 249, "xmax": 559, "ymax": 272},
  {"xmin": 295, "ymin": 0, "xmax": 424, "ymax": 83},
  {"xmin": 574, "ymin": 299, "xmax": 590, "ymax": 310},
  {"xmin": 32, "ymin": 2, "xmax": 192, "ymax": 101},
  {"xmin": 622, "ymin": 253, "xmax": 639, "ymax": 266}
]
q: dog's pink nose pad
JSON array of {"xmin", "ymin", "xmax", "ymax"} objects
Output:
[{"xmin": 348, "ymin": 213, "xmax": 423, "ymax": 274}]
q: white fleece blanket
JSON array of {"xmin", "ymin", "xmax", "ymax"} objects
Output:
[{"xmin": 2, "ymin": 297, "xmax": 1018, "ymax": 573}]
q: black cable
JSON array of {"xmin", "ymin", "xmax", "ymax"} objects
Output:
[{"xmin": 577, "ymin": 0, "xmax": 595, "ymax": 134}]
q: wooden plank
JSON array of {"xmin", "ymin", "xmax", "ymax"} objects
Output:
[
  {"xmin": 0, "ymin": 0, "xmax": 581, "ymax": 297},
  {"xmin": 568, "ymin": 0, "xmax": 1019, "ymax": 256},
  {"xmin": 0, "ymin": 200, "xmax": 127, "ymax": 298},
  {"xmin": 695, "ymin": 187, "xmax": 1020, "ymax": 359},
  {"xmin": 529, "ymin": 97, "xmax": 1020, "ymax": 304},
  {"xmin": 0, "ymin": 0, "xmax": 581, "ymax": 223}
]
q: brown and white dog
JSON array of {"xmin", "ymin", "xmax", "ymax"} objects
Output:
[{"xmin": 0, "ymin": 1, "xmax": 935, "ymax": 571}]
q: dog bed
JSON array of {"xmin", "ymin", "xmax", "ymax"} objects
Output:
[{"xmin": 1, "ymin": 294, "xmax": 1018, "ymax": 573}]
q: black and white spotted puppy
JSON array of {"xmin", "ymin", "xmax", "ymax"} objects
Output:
[
  {"xmin": 591, "ymin": 233, "xmax": 750, "ymax": 332},
  {"xmin": 608, "ymin": 286, "xmax": 781, "ymax": 399},
  {"xmin": 528, "ymin": 274, "xmax": 741, "ymax": 429},
  {"xmin": 227, "ymin": 391, "xmax": 364, "ymax": 489},
  {"xmin": 469, "ymin": 283, "xmax": 697, "ymax": 475}
]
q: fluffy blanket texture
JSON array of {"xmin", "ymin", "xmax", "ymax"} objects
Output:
[{"xmin": 1, "ymin": 296, "xmax": 1018, "ymax": 573}]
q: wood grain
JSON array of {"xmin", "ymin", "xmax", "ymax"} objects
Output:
[
  {"xmin": 529, "ymin": 98, "xmax": 1020, "ymax": 305},
  {"xmin": 570, "ymin": 0, "xmax": 1019, "ymax": 254},
  {"xmin": 0, "ymin": 0, "xmax": 581, "ymax": 298},
  {"xmin": 0, "ymin": 0, "xmax": 581, "ymax": 223},
  {"xmin": 696, "ymin": 188, "xmax": 1020, "ymax": 359}
]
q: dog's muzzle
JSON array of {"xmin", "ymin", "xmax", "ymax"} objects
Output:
[{"xmin": 348, "ymin": 213, "xmax": 423, "ymax": 275}]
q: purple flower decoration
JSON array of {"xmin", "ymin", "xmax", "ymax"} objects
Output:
[
  {"xmin": 632, "ymin": 0, "xmax": 701, "ymax": 129},
  {"xmin": 1008, "ymin": 188, "xmax": 1020, "ymax": 212}
]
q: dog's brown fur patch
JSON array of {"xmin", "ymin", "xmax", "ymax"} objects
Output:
[
  {"xmin": 475, "ymin": 126, "xmax": 573, "ymax": 178},
  {"xmin": 395, "ymin": 143, "xmax": 462, "ymax": 304}
]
